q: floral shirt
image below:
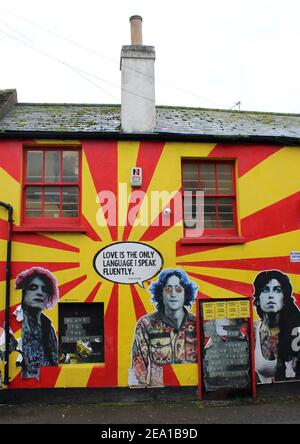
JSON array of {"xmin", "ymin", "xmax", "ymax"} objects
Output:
[
  {"xmin": 21, "ymin": 310, "xmax": 58, "ymax": 381},
  {"xmin": 130, "ymin": 309, "xmax": 197, "ymax": 387}
]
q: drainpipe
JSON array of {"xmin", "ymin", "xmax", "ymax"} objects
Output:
[{"xmin": 0, "ymin": 201, "xmax": 13, "ymax": 386}]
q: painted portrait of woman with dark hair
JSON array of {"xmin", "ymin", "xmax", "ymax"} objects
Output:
[
  {"xmin": 253, "ymin": 269, "xmax": 300, "ymax": 383},
  {"xmin": 129, "ymin": 268, "xmax": 198, "ymax": 387},
  {"xmin": 14, "ymin": 267, "xmax": 59, "ymax": 380}
]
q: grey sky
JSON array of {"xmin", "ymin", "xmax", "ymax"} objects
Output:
[{"xmin": 0, "ymin": 0, "xmax": 299, "ymax": 113}]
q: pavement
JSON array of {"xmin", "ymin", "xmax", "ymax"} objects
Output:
[{"xmin": 1, "ymin": 383, "xmax": 300, "ymax": 424}]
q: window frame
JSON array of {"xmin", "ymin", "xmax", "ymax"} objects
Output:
[
  {"xmin": 181, "ymin": 159, "xmax": 239, "ymax": 240},
  {"xmin": 21, "ymin": 146, "xmax": 82, "ymax": 228}
]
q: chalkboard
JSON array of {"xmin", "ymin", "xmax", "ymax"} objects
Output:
[{"xmin": 200, "ymin": 300, "xmax": 251, "ymax": 392}]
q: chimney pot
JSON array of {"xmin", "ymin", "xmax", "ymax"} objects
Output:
[
  {"xmin": 130, "ymin": 15, "xmax": 143, "ymax": 45},
  {"xmin": 120, "ymin": 17, "xmax": 156, "ymax": 133}
]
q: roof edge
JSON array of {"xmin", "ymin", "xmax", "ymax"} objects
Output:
[{"xmin": 0, "ymin": 130, "xmax": 299, "ymax": 146}]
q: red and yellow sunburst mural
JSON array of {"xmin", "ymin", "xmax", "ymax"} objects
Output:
[{"xmin": 0, "ymin": 139, "xmax": 300, "ymax": 389}]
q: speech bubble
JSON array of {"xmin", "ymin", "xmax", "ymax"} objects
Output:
[{"xmin": 93, "ymin": 242, "xmax": 163, "ymax": 288}]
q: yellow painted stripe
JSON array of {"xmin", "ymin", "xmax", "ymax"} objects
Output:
[
  {"xmin": 0, "ymin": 168, "xmax": 21, "ymax": 225},
  {"xmin": 118, "ymin": 285, "xmax": 137, "ymax": 387},
  {"xmin": 34, "ymin": 140, "xmax": 81, "ymax": 146},
  {"xmin": 184, "ymin": 265, "xmax": 257, "ymax": 285},
  {"xmin": 82, "ymin": 151, "xmax": 112, "ymax": 243},
  {"xmin": 135, "ymin": 283, "xmax": 156, "ymax": 315},
  {"xmin": 11, "ymin": 243, "xmax": 78, "ymax": 262},
  {"xmin": 55, "ymin": 364, "xmax": 93, "ymax": 388},
  {"xmin": 239, "ymin": 147, "xmax": 300, "ymax": 219},
  {"xmin": 8, "ymin": 353, "xmax": 22, "ymax": 382},
  {"xmin": 171, "ymin": 363, "xmax": 198, "ymax": 386},
  {"xmin": 186, "ymin": 272, "xmax": 246, "ymax": 299}
]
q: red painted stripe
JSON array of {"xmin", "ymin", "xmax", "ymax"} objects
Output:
[
  {"xmin": 197, "ymin": 291, "xmax": 212, "ymax": 300},
  {"xmin": 141, "ymin": 190, "xmax": 182, "ymax": 241},
  {"xmin": 0, "ymin": 303, "xmax": 21, "ymax": 333},
  {"xmin": 130, "ymin": 284, "xmax": 147, "ymax": 321},
  {"xmin": 242, "ymin": 191, "xmax": 300, "ymax": 242},
  {"xmin": 13, "ymin": 233, "xmax": 80, "ymax": 253},
  {"xmin": 122, "ymin": 141, "xmax": 165, "ymax": 241},
  {"xmin": 177, "ymin": 256, "xmax": 300, "ymax": 275},
  {"xmin": 176, "ymin": 241, "xmax": 220, "ymax": 257},
  {"xmin": 85, "ymin": 282, "xmax": 102, "ymax": 302},
  {"xmin": 0, "ymin": 140, "xmax": 22, "ymax": 182},
  {"xmin": 0, "ymin": 261, "xmax": 79, "ymax": 282},
  {"xmin": 293, "ymin": 293, "xmax": 300, "ymax": 310},
  {"xmin": 81, "ymin": 214, "xmax": 102, "ymax": 242},
  {"xmin": 163, "ymin": 364, "xmax": 180, "ymax": 386},
  {"xmin": 9, "ymin": 366, "xmax": 62, "ymax": 389},
  {"xmin": 59, "ymin": 275, "xmax": 87, "ymax": 298},
  {"xmin": 188, "ymin": 271, "xmax": 253, "ymax": 297},
  {"xmin": 0, "ymin": 219, "xmax": 10, "ymax": 241},
  {"xmin": 0, "ymin": 221, "xmax": 80, "ymax": 253},
  {"xmin": 83, "ymin": 141, "xmax": 118, "ymax": 241},
  {"xmin": 87, "ymin": 284, "xmax": 118, "ymax": 387},
  {"xmin": 208, "ymin": 143, "xmax": 280, "ymax": 177}
]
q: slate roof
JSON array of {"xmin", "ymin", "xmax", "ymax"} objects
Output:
[{"xmin": 0, "ymin": 93, "xmax": 300, "ymax": 143}]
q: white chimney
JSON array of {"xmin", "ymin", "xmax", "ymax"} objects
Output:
[{"xmin": 120, "ymin": 16, "xmax": 156, "ymax": 133}]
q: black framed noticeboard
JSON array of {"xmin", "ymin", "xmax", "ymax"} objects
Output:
[{"xmin": 196, "ymin": 297, "xmax": 256, "ymax": 399}]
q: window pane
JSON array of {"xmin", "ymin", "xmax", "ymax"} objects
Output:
[
  {"xmin": 44, "ymin": 186, "xmax": 60, "ymax": 218},
  {"xmin": 182, "ymin": 163, "xmax": 199, "ymax": 191},
  {"xmin": 218, "ymin": 197, "xmax": 234, "ymax": 228},
  {"xmin": 204, "ymin": 197, "xmax": 217, "ymax": 228},
  {"xmin": 62, "ymin": 187, "xmax": 78, "ymax": 217},
  {"xmin": 183, "ymin": 192, "xmax": 197, "ymax": 228},
  {"xmin": 26, "ymin": 151, "xmax": 42, "ymax": 182},
  {"xmin": 200, "ymin": 163, "xmax": 216, "ymax": 194},
  {"xmin": 45, "ymin": 151, "xmax": 60, "ymax": 183},
  {"xmin": 62, "ymin": 151, "xmax": 79, "ymax": 182},
  {"xmin": 217, "ymin": 163, "xmax": 233, "ymax": 194},
  {"xmin": 26, "ymin": 186, "xmax": 42, "ymax": 217}
]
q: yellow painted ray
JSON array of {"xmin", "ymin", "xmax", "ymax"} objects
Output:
[
  {"xmin": 239, "ymin": 147, "xmax": 300, "ymax": 219},
  {"xmin": 34, "ymin": 140, "xmax": 81, "ymax": 146},
  {"xmin": 44, "ymin": 306, "xmax": 58, "ymax": 333},
  {"xmin": 8, "ymin": 353, "xmax": 22, "ymax": 381},
  {"xmin": 171, "ymin": 363, "xmax": 198, "ymax": 386},
  {"xmin": 0, "ymin": 168, "xmax": 21, "ymax": 225},
  {"xmin": 149, "ymin": 225, "xmax": 183, "ymax": 251},
  {"xmin": 128, "ymin": 142, "xmax": 216, "ymax": 241},
  {"xmin": 0, "ymin": 282, "xmax": 7, "ymax": 310},
  {"xmin": 55, "ymin": 364, "xmax": 93, "ymax": 388},
  {"xmin": 97, "ymin": 280, "xmax": 114, "ymax": 315},
  {"xmin": 184, "ymin": 271, "xmax": 246, "ymax": 299},
  {"xmin": 184, "ymin": 265, "xmax": 258, "ymax": 285},
  {"xmin": 82, "ymin": 150, "xmax": 112, "ymax": 243},
  {"xmin": 40, "ymin": 232, "xmax": 90, "ymax": 250},
  {"xmin": 118, "ymin": 284, "xmax": 138, "ymax": 386},
  {"xmin": 134, "ymin": 283, "xmax": 156, "ymax": 314},
  {"xmin": 176, "ymin": 229, "xmax": 300, "ymax": 263},
  {"xmin": 58, "ymin": 272, "xmax": 90, "ymax": 302},
  {"xmin": 89, "ymin": 279, "xmax": 113, "ymax": 309},
  {"xmin": 117, "ymin": 141, "xmax": 140, "ymax": 240},
  {"xmin": 11, "ymin": 243, "xmax": 79, "ymax": 262}
]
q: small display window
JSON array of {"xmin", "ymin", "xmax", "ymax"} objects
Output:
[{"xmin": 59, "ymin": 303, "xmax": 104, "ymax": 364}]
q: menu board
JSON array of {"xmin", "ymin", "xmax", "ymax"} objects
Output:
[
  {"xmin": 202, "ymin": 300, "xmax": 250, "ymax": 321},
  {"xmin": 200, "ymin": 299, "xmax": 251, "ymax": 392}
]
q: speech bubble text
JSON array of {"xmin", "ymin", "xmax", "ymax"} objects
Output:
[{"xmin": 93, "ymin": 242, "xmax": 163, "ymax": 288}]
